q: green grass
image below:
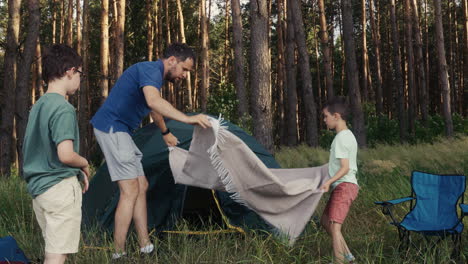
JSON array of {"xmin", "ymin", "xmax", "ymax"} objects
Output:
[{"xmin": 1, "ymin": 137, "xmax": 467, "ymax": 263}]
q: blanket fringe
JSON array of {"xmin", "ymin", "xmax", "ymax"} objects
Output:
[{"xmin": 207, "ymin": 115, "xmax": 251, "ymax": 209}]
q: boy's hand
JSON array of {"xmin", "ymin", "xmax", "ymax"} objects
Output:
[
  {"xmin": 320, "ymin": 181, "xmax": 331, "ymax": 192},
  {"xmin": 81, "ymin": 165, "xmax": 90, "ymax": 193},
  {"xmin": 163, "ymin": 133, "xmax": 178, "ymax": 147}
]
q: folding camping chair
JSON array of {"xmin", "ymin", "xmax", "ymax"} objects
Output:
[{"xmin": 375, "ymin": 171, "xmax": 467, "ymax": 257}]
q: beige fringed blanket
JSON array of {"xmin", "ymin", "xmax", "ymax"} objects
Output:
[{"xmin": 169, "ymin": 117, "xmax": 330, "ymax": 244}]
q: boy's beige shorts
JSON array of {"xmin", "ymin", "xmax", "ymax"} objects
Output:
[{"xmin": 32, "ymin": 176, "xmax": 82, "ymax": 254}]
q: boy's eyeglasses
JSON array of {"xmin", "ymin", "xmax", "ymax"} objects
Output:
[{"xmin": 75, "ymin": 69, "xmax": 85, "ymax": 80}]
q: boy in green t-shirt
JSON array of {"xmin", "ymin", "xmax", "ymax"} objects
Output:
[
  {"xmin": 22, "ymin": 44, "xmax": 89, "ymax": 264},
  {"xmin": 320, "ymin": 97, "xmax": 359, "ymax": 264}
]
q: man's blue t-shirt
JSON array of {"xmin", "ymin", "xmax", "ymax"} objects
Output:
[{"xmin": 91, "ymin": 60, "xmax": 165, "ymax": 133}]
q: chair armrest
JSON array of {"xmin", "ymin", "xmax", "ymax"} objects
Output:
[
  {"xmin": 375, "ymin": 197, "xmax": 414, "ymax": 206},
  {"xmin": 461, "ymin": 204, "xmax": 468, "ymax": 216}
]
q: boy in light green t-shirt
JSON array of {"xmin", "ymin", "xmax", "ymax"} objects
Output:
[
  {"xmin": 22, "ymin": 44, "xmax": 89, "ymax": 264},
  {"xmin": 320, "ymin": 96, "xmax": 359, "ymax": 264}
]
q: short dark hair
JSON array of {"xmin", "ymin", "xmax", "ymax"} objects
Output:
[
  {"xmin": 42, "ymin": 44, "xmax": 82, "ymax": 84},
  {"xmin": 323, "ymin": 96, "xmax": 350, "ymax": 121},
  {"xmin": 162, "ymin": 43, "xmax": 195, "ymax": 62}
]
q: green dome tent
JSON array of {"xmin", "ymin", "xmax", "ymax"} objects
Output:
[{"xmin": 83, "ymin": 116, "xmax": 280, "ymax": 235}]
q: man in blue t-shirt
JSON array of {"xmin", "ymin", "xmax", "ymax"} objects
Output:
[{"xmin": 91, "ymin": 43, "xmax": 211, "ymax": 259}]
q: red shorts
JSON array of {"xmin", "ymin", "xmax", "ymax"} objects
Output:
[{"xmin": 323, "ymin": 182, "xmax": 359, "ymax": 224}]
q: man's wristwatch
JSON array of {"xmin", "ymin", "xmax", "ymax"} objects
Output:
[{"xmin": 162, "ymin": 128, "xmax": 171, "ymax": 136}]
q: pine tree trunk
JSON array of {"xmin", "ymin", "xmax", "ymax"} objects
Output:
[
  {"xmin": 369, "ymin": 0, "xmax": 383, "ymax": 115},
  {"xmin": 76, "ymin": 0, "xmax": 82, "ymax": 55},
  {"xmin": 411, "ymin": 0, "xmax": 428, "ymax": 123},
  {"xmin": 361, "ymin": 0, "xmax": 370, "ymax": 102},
  {"xmin": 0, "ymin": 0, "xmax": 22, "ymax": 177},
  {"xmin": 59, "ymin": 0, "xmax": 64, "ymax": 43},
  {"xmin": 36, "ymin": 39, "xmax": 43, "ymax": 97},
  {"xmin": 390, "ymin": 0, "xmax": 407, "ymax": 141},
  {"xmin": 115, "ymin": 0, "xmax": 125, "ymax": 79},
  {"xmin": 100, "ymin": 0, "xmax": 110, "ymax": 102},
  {"xmin": 433, "ymin": 0, "xmax": 454, "ymax": 136},
  {"xmin": 341, "ymin": 0, "xmax": 367, "ymax": 147},
  {"xmin": 463, "ymin": 0, "xmax": 468, "ymax": 116},
  {"xmin": 285, "ymin": 1, "xmax": 298, "ymax": 146},
  {"xmin": 405, "ymin": 0, "xmax": 416, "ymax": 133},
  {"xmin": 231, "ymin": 0, "xmax": 248, "ymax": 121},
  {"xmin": 176, "ymin": 0, "xmax": 192, "ymax": 110},
  {"xmin": 152, "ymin": 0, "xmax": 160, "ymax": 59},
  {"xmin": 200, "ymin": 0, "xmax": 210, "ymax": 112},
  {"xmin": 52, "ymin": 0, "xmax": 57, "ymax": 43},
  {"xmin": 276, "ymin": 0, "xmax": 286, "ymax": 145},
  {"xmin": 147, "ymin": 0, "xmax": 154, "ymax": 61},
  {"xmin": 318, "ymin": 0, "xmax": 334, "ymax": 100},
  {"xmin": 65, "ymin": 0, "xmax": 73, "ymax": 46},
  {"xmin": 250, "ymin": 0, "xmax": 274, "ymax": 152},
  {"xmin": 15, "ymin": 0, "xmax": 41, "ymax": 176},
  {"xmin": 80, "ymin": 0, "xmax": 90, "ymax": 157},
  {"xmin": 290, "ymin": 0, "xmax": 318, "ymax": 146}
]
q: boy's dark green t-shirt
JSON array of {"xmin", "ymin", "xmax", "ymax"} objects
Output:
[{"xmin": 22, "ymin": 93, "xmax": 80, "ymax": 198}]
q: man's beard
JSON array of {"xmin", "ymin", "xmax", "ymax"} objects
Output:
[{"xmin": 165, "ymin": 70, "xmax": 180, "ymax": 84}]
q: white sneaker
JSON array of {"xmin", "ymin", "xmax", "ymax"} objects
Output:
[
  {"xmin": 111, "ymin": 252, "xmax": 127, "ymax": 260},
  {"xmin": 140, "ymin": 243, "xmax": 154, "ymax": 254}
]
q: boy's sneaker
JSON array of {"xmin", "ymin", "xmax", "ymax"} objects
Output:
[
  {"xmin": 345, "ymin": 253, "xmax": 356, "ymax": 263},
  {"xmin": 111, "ymin": 252, "xmax": 127, "ymax": 260},
  {"xmin": 140, "ymin": 243, "xmax": 154, "ymax": 254}
]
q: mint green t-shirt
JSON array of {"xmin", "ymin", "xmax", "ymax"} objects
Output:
[
  {"xmin": 22, "ymin": 93, "xmax": 80, "ymax": 198},
  {"xmin": 328, "ymin": 129, "xmax": 358, "ymax": 189}
]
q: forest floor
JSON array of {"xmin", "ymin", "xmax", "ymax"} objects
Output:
[{"xmin": 1, "ymin": 136, "xmax": 467, "ymax": 263}]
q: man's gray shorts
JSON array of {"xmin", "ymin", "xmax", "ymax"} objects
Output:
[{"xmin": 94, "ymin": 128, "xmax": 145, "ymax": 182}]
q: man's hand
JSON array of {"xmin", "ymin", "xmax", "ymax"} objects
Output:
[
  {"xmin": 81, "ymin": 165, "xmax": 90, "ymax": 193},
  {"xmin": 186, "ymin": 114, "xmax": 212, "ymax": 128},
  {"xmin": 163, "ymin": 133, "xmax": 178, "ymax": 147},
  {"xmin": 320, "ymin": 181, "xmax": 331, "ymax": 192}
]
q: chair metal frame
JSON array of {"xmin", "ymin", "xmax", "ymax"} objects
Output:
[{"xmin": 375, "ymin": 171, "xmax": 467, "ymax": 258}]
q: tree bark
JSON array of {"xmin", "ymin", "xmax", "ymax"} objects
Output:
[
  {"xmin": 289, "ymin": 0, "xmax": 318, "ymax": 146},
  {"xmin": 147, "ymin": 0, "xmax": 154, "ymax": 61},
  {"xmin": 369, "ymin": 0, "xmax": 383, "ymax": 115},
  {"xmin": 15, "ymin": 0, "xmax": 41, "ymax": 176},
  {"xmin": 361, "ymin": 0, "xmax": 370, "ymax": 102},
  {"xmin": 433, "ymin": 0, "xmax": 454, "ymax": 136},
  {"xmin": 223, "ymin": 0, "xmax": 230, "ymax": 81},
  {"xmin": 318, "ymin": 0, "xmax": 334, "ymax": 100},
  {"xmin": 390, "ymin": 0, "xmax": 407, "ymax": 141},
  {"xmin": 276, "ymin": 0, "xmax": 286, "ymax": 145},
  {"xmin": 1, "ymin": 0, "xmax": 22, "ymax": 176},
  {"xmin": 200, "ymin": 0, "xmax": 210, "ymax": 112},
  {"xmin": 52, "ymin": 0, "xmax": 57, "ymax": 43},
  {"xmin": 405, "ymin": 0, "xmax": 416, "ymax": 133},
  {"xmin": 411, "ymin": 0, "xmax": 428, "ymax": 123},
  {"xmin": 59, "ymin": 0, "xmax": 64, "ymax": 43},
  {"xmin": 231, "ymin": 0, "xmax": 248, "ymax": 121},
  {"xmin": 341, "ymin": 0, "xmax": 367, "ymax": 147},
  {"xmin": 114, "ymin": 0, "xmax": 125, "ymax": 79},
  {"xmin": 100, "ymin": 0, "xmax": 110, "ymax": 102},
  {"xmin": 176, "ymin": 0, "xmax": 192, "ymax": 110},
  {"xmin": 80, "ymin": 0, "xmax": 90, "ymax": 157},
  {"xmin": 285, "ymin": 0, "xmax": 298, "ymax": 146},
  {"xmin": 65, "ymin": 0, "xmax": 73, "ymax": 46},
  {"xmin": 250, "ymin": 0, "xmax": 274, "ymax": 152},
  {"xmin": 36, "ymin": 39, "xmax": 43, "ymax": 97},
  {"xmin": 76, "ymin": 0, "xmax": 82, "ymax": 55},
  {"xmin": 463, "ymin": 0, "xmax": 468, "ymax": 116}
]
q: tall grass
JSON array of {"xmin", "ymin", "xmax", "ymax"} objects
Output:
[{"xmin": 1, "ymin": 137, "xmax": 467, "ymax": 263}]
